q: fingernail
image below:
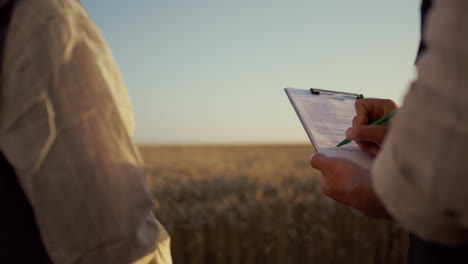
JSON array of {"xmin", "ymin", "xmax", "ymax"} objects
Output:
[
  {"xmin": 345, "ymin": 128, "xmax": 353, "ymax": 139},
  {"xmin": 311, "ymin": 152, "xmax": 318, "ymax": 160},
  {"xmin": 310, "ymin": 152, "xmax": 322, "ymax": 161}
]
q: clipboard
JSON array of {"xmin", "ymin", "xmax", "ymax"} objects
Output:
[{"xmin": 284, "ymin": 87, "xmax": 373, "ymax": 169}]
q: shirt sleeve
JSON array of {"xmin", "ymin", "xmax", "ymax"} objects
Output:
[
  {"xmin": 372, "ymin": 0, "xmax": 468, "ymax": 245},
  {"xmin": 0, "ymin": 1, "xmax": 171, "ymax": 263}
]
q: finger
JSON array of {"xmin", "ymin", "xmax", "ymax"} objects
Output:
[
  {"xmin": 352, "ymin": 116, "xmax": 358, "ymax": 126},
  {"xmin": 345, "ymin": 127, "xmax": 353, "ymax": 140},
  {"xmin": 368, "ymin": 144, "xmax": 380, "ymax": 155},
  {"xmin": 347, "ymin": 125, "xmax": 388, "ymax": 146},
  {"xmin": 356, "ymin": 141, "xmax": 373, "ymax": 153},
  {"xmin": 357, "ymin": 141, "xmax": 379, "ymax": 155},
  {"xmin": 355, "ymin": 99, "xmax": 398, "ymax": 124},
  {"xmin": 354, "ymin": 99, "xmax": 374, "ymax": 125},
  {"xmin": 310, "ymin": 152, "xmax": 334, "ymax": 174},
  {"xmin": 311, "ymin": 153, "xmax": 359, "ymax": 177},
  {"xmin": 320, "ymin": 177, "xmax": 333, "ymax": 198}
]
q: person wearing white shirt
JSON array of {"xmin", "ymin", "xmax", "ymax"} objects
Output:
[
  {"xmin": 311, "ymin": 0, "xmax": 468, "ymax": 263},
  {"xmin": 0, "ymin": 0, "xmax": 172, "ymax": 263}
]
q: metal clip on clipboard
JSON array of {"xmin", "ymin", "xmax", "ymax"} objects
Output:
[{"xmin": 310, "ymin": 88, "xmax": 364, "ymax": 100}]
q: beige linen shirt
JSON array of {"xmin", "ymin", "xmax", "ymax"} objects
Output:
[
  {"xmin": 373, "ymin": 0, "xmax": 468, "ymax": 245},
  {"xmin": 0, "ymin": 0, "xmax": 171, "ymax": 263}
]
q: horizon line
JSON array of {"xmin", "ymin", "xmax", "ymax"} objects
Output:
[{"xmin": 136, "ymin": 141, "xmax": 310, "ymax": 146}]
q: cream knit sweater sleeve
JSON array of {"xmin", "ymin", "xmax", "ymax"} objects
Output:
[{"xmin": 372, "ymin": 0, "xmax": 468, "ymax": 245}]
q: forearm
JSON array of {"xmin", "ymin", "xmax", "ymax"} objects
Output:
[{"xmin": 19, "ymin": 110, "xmax": 169, "ymax": 264}]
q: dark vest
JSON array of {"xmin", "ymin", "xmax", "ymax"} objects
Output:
[
  {"xmin": 0, "ymin": 1, "xmax": 52, "ymax": 262},
  {"xmin": 416, "ymin": 0, "xmax": 433, "ymax": 61}
]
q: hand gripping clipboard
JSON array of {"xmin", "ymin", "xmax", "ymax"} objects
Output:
[{"xmin": 284, "ymin": 87, "xmax": 373, "ymax": 169}]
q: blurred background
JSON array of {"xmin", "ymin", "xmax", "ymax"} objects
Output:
[
  {"xmin": 82, "ymin": 0, "xmax": 419, "ymax": 144},
  {"xmin": 81, "ymin": 1, "xmax": 419, "ymax": 263}
]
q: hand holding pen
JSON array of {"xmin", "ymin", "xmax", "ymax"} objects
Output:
[{"xmin": 336, "ymin": 99, "xmax": 398, "ymax": 155}]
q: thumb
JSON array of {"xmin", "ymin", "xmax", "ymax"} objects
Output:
[{"xmin": 310, "ymin": 152, "xmax": 333, "ymax": 174}]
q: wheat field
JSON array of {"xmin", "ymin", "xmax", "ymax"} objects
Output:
[{"xmin": 139, "ymin": 144, "xmax": 408, "ymax": 264}]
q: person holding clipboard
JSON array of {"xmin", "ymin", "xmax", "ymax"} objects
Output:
[{"xmin": 310, "ymin": 0, "xmax": 468, "ymax": 263}]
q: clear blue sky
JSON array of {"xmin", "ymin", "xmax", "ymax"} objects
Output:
[{"xmin": 81, "ymin": 0, "xmax": 420, "ymax": 144}]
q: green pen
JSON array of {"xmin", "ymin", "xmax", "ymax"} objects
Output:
[{"xmin": 336, "ymin": 109, "xmax": 397, "ymax": 147}]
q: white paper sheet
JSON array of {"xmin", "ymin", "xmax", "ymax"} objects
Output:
[{"xmin": 285, "ymin": 87, "xmax": 373, "ymax": 169}]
